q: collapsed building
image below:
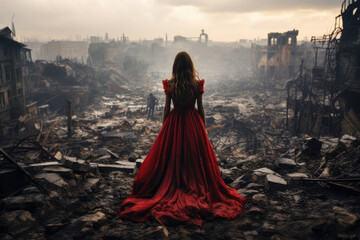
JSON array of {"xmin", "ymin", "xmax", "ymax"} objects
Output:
[
  {"xmin": 88, "ymin": 40, "xmax": 129, "ymax": 66},
  {"xmin": 287, "ymin": 0, "xmax": 360, "ymax": 136},
  {"xmin": 251, "ymin": 30, "xmax": 315, "ymax": 83},
  {"xmin": 251, "ymin": 0, "xmax": 360, "ymax": 137},
  {"xmin": 335, "ymin": 0, "xmax": 360, "ymax": 135},
  {"xmin": 0, "ymin": 28, "xmax": 129, "ymax": 139},
  {"xmin": 0, "ymin": 27, "xmax": 35, "ymax": 138}
]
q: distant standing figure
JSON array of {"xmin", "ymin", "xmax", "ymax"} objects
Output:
[{"xmin": 147, "ymin": 93, "xmax": 158, "ymax": 119}]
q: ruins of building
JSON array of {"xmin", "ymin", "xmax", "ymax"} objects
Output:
[
  {"xmin": 88, "ymin": 30, "xmax": 210, "ymax": 67},
  {"xmin": 88, "ymin": 41, "xmax": 129, "ymax": 66},
  {"xmin": 283, "ymin": 0, "xmax": 360, "ymax": 136},
  {"xmin": 0, "ymin": 27, "xmax": 30, "ymax": 137},
  {"xmin": 173, "ymin": 30, "xmax": 209, "ymax": 45},
  {"xmin": 335, "ymin": 0, "xmax": 360, "ymax": 135},
  {"xmin": 307, "ymin": 0, "xmax": 360, "ymax": 136},
  {"xmin": 251, "ymin": 30, "xmax": 315, "ymax": 83},
  {"xmin": 199, "ymin": 29, "xmax": 208, "ymax": 44},
  {"xmin": 39, "ymin": 40, "xmax": 89, "ymax": 63}
]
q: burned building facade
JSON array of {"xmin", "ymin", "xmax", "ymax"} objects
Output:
[
  {"xmin": 336, "ymin": 0, "xmax": 360, "ymax": 135},
  {"xmin": 0, "ymin": 27, "xmax": 28, "ymax": 137},
  {"xmin": 283, "ymin": 0, "xmax": 360, "ymax": 136},
  {"xmin": 252, "ymin": 30, "xmax": 314, "ymax": 83}
]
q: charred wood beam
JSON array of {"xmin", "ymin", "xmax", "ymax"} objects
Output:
[
  {"xmin": 7, "ymin": 134, "xmax": 38, "ymax": 154},
  {"xmin": 29, "ymin": 139, "xmax": 58, "ymax": 161},
  {"xmin": 295, "ymin": 178, "xmax": 360, "ymax": 182},
  {"xmin": 0, "ymin": 147, "xmax": 48, "ymax": 195},
  {"xmin": 327, "ymin": 182, "xmax": 360, "ymax": 195},
  {"xmin": 42, "ymin": 120, "xmax": 58, "ymax": 145},
  {"xmin": 5, "ymin": 135, "xmax": 58, "ymax": 162}
]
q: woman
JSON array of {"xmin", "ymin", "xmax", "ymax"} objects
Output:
[{"xmin": 118, "ymin": 51, "xmax": 246, "ymax": 226}]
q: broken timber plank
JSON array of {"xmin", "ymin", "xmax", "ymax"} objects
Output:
[
  {"xmin": 0, "ymin": 148, "xmax": 48, "ymax": 195},
  {"xmin": 42, "ymin": 120, "xmax": 58, "ymax": 145},
  {"xmin": 36, "ymin": 120, "xmax": 44, "ymax": 142},
  {"xmin": 327, "ymin": 182, "xmax": 360, "ymax": 195},
  {"xmin": 295, "ymin": 178, "xmax": 360, "ymax": 182},
  {"xmin": 7, "ymin": 135, "xmax": 37, "ymax": 154}
]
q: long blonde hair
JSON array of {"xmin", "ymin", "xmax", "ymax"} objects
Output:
[{"xmin": 169, "ymin": 51, "xmax": 199, "ymax": 103}]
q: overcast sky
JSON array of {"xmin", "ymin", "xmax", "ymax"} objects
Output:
[{"xmin": 0, "ymin": 0, "xmax": 343, "ymax": 42}]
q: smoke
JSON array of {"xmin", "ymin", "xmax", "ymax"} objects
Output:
[{"xmin": 157, "ymin": 0, "xmax": 341, "ymax": 13}]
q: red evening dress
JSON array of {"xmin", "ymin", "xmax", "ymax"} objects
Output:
[{"xmin": 118, "ymin": 79, "xmax": 247, "ymax": 226}]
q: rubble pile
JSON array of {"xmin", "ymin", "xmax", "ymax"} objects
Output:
[
  {"xmin": 25, "ymin": 58, "xmax": 139, "ymax": 121},
  {"xmin": 0, "ymin": 79, "xmax": 359, "ymax": 239}
]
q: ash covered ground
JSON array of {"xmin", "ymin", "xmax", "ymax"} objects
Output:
[{"xmin": 0, "ymin": 73, "xmax": 359, "ymax": 240}]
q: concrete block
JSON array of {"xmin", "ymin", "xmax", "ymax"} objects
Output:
[
  {"xmin": 97, "ymin": 164, "xmax": 134, "ymax": 174},
  {"xmin": 136, "ymin": 158, "xmax": 145, "ymax": 168},
  {"xmin": 277, "ymin": 158, "xmax": 297, "ymax": 168},
  {"xmin": 63, "ymin": 156, "xmax": 90, "ymax": 173},
  {"xmin": 286, "ymin": 172, "xmax": 308, "ymax": 180},
  {"xmin": 43, "ymin": 166, "xmax": 73, "ymax": 179},
  {"xmin": 265, "ymin": 174, "xmax": 287, "ymax": 191},
  {"xmin": 83, "ymin": 178, "xmax": 100, "ymax": 192},
  {"xmin": 253, "ymin": 168, "xmax": 276, "ymax": 176},
  {"xmin": 35, "ymin": 173, "xmax": 68, "ymax": 188}
]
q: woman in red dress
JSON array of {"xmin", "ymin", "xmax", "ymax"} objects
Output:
[{"xmin": 118, "ymin": 51, "xmax": 246, "ymax": 226}]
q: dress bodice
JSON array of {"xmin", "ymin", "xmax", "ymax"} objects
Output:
[{"xmin": 162, "ymin": 79, "xmax": 205, "ymax": 110}]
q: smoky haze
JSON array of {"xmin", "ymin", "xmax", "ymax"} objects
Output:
[
  {"xmin": 0, "ymin": 0, "xmax": 344, "ymax": 96},
  {"xmin": 0, "ymin": 0, "xmax": 342, "ymax": 41},
  {"xmin": 158, "ymin": 0, "xmax": 341, "ymax": 12}
]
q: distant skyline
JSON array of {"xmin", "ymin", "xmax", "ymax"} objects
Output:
[{"xmin": 0, "ymin": 0, "xmax": 343, "ymax": 42}]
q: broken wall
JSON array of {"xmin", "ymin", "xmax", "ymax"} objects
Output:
[
  {"xmin": 336, "ymin": 0, "xmax": 360, "ymax": 135},
  {"xmin": 252, "ymin": 30, "xmax": 315, "ymax": 85}
]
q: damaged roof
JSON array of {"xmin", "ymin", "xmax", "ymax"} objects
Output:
[{"xmin": 0, "ymin": 26, "xmax": 25, "ymax": 47}]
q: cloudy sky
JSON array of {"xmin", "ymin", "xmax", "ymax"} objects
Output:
[{"xmin": 0, "ymin": 0, "xmax": 343, "ymax": 42}]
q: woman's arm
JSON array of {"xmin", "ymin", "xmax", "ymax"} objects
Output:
[
  {"xmin": 162, "ymin": 94, "xmax": 171, "ymax": 124},
  {"xmin": 197, "ymin": 95, "xmax": 206, "ymax": 127}
]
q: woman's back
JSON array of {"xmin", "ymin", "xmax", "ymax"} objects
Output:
[{"xmin": 163, "ymin": 79, "xmax": 204, "ymax": 110}]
